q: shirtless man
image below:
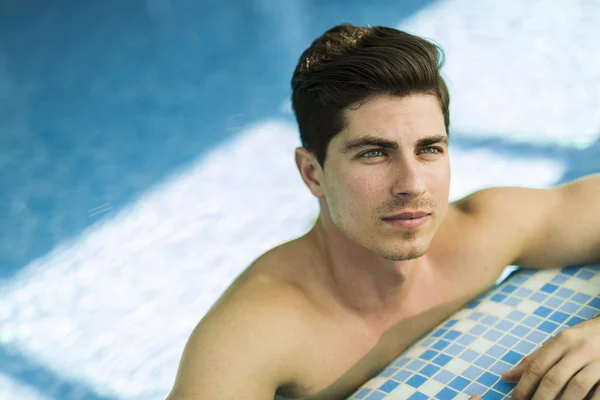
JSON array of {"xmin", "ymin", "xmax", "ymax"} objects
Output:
[{"xmin": 167, "ymin": 24, "xmax": 600, "ymax": 400}]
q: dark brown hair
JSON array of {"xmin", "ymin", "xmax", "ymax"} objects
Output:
[{"xmin": 291, "ymin": 23, "xmax": 450, "ymax": 167}]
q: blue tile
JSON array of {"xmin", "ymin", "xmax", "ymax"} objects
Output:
[
  {"xmin": 434, "ymin": 370, "xmax": 456, "ymax": 384},
  {"xmin": 465, "ymin": 382, "xmax": 487, "ymax": 396},
  {"xmin": 560, "ymin": 301, "xmax": 581, "ymax": 313},
  {"xmin": 522, "ymin": 315, "xmax": 543, "ymax": 328},
  {"xmin": 551, "ymin": 275, "xmax": 568, "ymax": 284},
  {"xmin": 432, "ymin": 354, "xmax": 452, "ymax": 367},
  {"xmin": 549, "ymin": 311, "xmax": 570, "ymax": 324},
  {"xmin": 393, "ymin": 370, "xmax": 412, "ymax": 382},
  {"xmin": 493, "ymin": 380, "xmax": 516, "ymax": 394},
  {"xmin": 469, "ymin": 311, "xmax": 485, "ymax": 321},
  {"xmin": 462, "ymin": 365, "xmax": 484, "ymax": 379},
  {"xmin": 484, "ymin": 329, "xmax": 503, "ymax": 342},
  {"xmin": 507, "ymin": 310, "xmax": 526, "ymax": 321},
  {"xmin": 556, "ymin": 288, "xmax": 574, "ymax": 298},
  {"xmin": 365, "ymin": 391, "xmax": 386, "ymax": 400},
  {"xmin": 421, "ymin": 338, "xmax": 435, "ymax": 347},
  {"xmin": 419, "ymin": 350, "xmax": 438, "ymax": 361},
  {"xmin": 573, "ymin": 293, "xmax": 591, "ymax": 304},
  {"xmin": 531, "ymin": 293, "xmax": 548, "ymax": 303},
  {"xmin": 501, "ymin": 284, "xmax": 517, "ymax": 294},
  {"xmin": 496, "ymin": 320, "xmax": 515, "ymax": 331},
  {"xmin": 444, "ymin": 330, "xmax": 462, "ymax": 341},
  {"xmin": 487, "ymin": 345, "xmax": 508, "ymax": 359},
  {"xmin": 448, "ymin": 376, "xmax": 470, "ymax": 391},
  {"xmin": 406, "ymin": 374, "xmax": 427, "ymax": 388},
  {"xmin": 394, "ymin": 358, "xmax": 410, "ymax": 368},
  {"xmin": 510, "ymin": 325, "xmax": 529, "ymax": 337},
  {"xmin": 378, "ymin": 380, "xmax": 399, "ymax": 393},
  {"xmin": 432, "ymin": 328, "xmax": 447, "ymax": 338},
  {"xmin": 541, "ymin": 283, "xmax": 559, "ymax": 293},
  {"xmin": 515, "ymin": 288, "xmax": 533, "ymax": 298},
  {"xmin": 502, "ymin": 350, "xmax": 524, "ymax": 364},
  {"xmin": 504, "ymin": 297, "xmax": 521, "ymax": 307},
  {"xmin": 499, "ymin": 334, "xmax": 518, "ymax": 348},
  {"xmin": 378, "ymin": 368, "xmax": 396, "ymax": 377},
  {"xmin": 533, "ymin": 306, "xmax": 552, "ymax": 318},
  {"xmin": 459, "ymin": 349, "xmax": 479, "ymax": 362},
  {"xmin": 577, "ymin": 270, "xmax": 595, "ymax": 280},
  {"xmin": 482, "ymin": 390, "xmax": 504, "ymax": 400},
  {"xmin": 489, "ymin": 360, "xmax": 512, "ymax": 375},
  {"xmin": 514, "ymin": 341, "xmax": 536, "ymax": 354},
  {"xmin": 527, "ymin": 329, "xmax": 549, "ymax": 343},
  {"xmin": 433, "ymin": 340, "xmax": 451, "ymax": 351},
  {"xmin": 490, "ymin": 294, "xmax": 506, "ymax": 303},
  {"xmin": 465, "ymin": 300, "xmax": 481, "ymax": 309},
  {"xmin": 589, "ymin": 297, "xmax": 600, "ymax": 310},
  {"xmin": 483, "ymin": 329, "xmax": 502, "ymax": 342},
  {"xmin": 474, "ymin": 355, "xmax": 495, "ymax": 369},
  {"xmin": 420, "ymin": 364, "xmax": 440, "ymax": 377},
  {"xmin": 561, "ymin": 266, "xmax": 579, "ymax": 275},
  {"xmin": 482, "ymin": 315, "xmax": 500, "ymax": 326},
  {"xmin": 352, "ymin": 388, "xmax": 371, "ymax": 399},
  {"xmin": 469, "ymin": 325, "xmax": 487, "ymax": 335},
  {"xmin": 444, "ymin": 319, "xmax": 458, "ymax": 328},
  {"xmin": 408, "ymin": 392, "xmax": 429, "ymax": 400},
  {"xmin": 537, "ymin": 321, "xmax": 560, "ymax": 334},
  {"xmin": 407, "ymin": 359, "xmax": 426, "ymax": 371},
  {"xmin": 457, "ymin": 334, "xmax": 476, "ymax": 346},
  {"xmin": 477, "ymin": 372, "xmax": 500, "ymax": 386},
  {"xmin": 545, "ymin": 296, "xmax": 563, "ymax": 308},
  {"xmin": 435, "ymin": 387, "xmax": 459, "ymax": 399},
  {"xmin": 566, "ymin": 316, "xmax": 585, "ymax": 327},
  {"xmin": 578, "ymin": 307, "xmax": 598, "ymax": 319},
  {"xmin": 445, "ymin": 343, "xmax": 466, "ymax": 356}
]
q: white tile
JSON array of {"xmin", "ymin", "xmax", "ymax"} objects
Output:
[
  {"xmin": 516, "ymin": 299, "xmax": 539, "ymax": 314},
  {"xmin": 445, "ymin": 358, "xmax": 471, "ymax": 375},
  {"xmin": 389, "ymin": 383, "xmax": 416, "ymax": 399},
  {"xmin": 419, "ymin": 380, "xmax": 446, "ymax": 397},
  {"xmin": 479, "ymin": 301, "xmax": 512, "ymax": 318},
  {"xmin": 470, "ymin": 337, "xmax": 495, "ymax": 353},
  {"xmin": 453, "ymin": 319, "xmax": 477, "ymax": 333}
]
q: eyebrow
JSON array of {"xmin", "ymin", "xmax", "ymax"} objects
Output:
[{"xmin": 340, "ymin": 134, "xmax": 448, "ymax": 154}]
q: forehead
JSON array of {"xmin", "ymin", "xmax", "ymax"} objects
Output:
[{"xmin": 338, "ymin": 93, "xmax": 445, "ymax": 142}]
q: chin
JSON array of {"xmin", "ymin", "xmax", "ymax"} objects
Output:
[{"xmin": 368, "ymin": 237, "xmax": 429, "ymax": 261}]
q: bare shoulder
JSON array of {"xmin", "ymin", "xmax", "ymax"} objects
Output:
[
  {"xmin": 448, "ymin": 186, "xmax": 561, "ymax": 265},
  {"xmin": 167, "ymin": 257, "xmax": 316, "ymax": 399}
]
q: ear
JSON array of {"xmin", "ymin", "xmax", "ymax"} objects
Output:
[{"xmin": 295, "ymin": 147, "xmax": 326, "ymax": 198}]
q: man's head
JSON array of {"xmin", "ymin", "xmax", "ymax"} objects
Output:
[{"xmin": 292, "ymin": 24, "xmax": 451, "ymax": 261}]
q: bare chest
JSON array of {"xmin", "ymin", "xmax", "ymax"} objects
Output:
[{"xmin": 275, "ymin": 261, "xmax": 499, "ymax": 400}]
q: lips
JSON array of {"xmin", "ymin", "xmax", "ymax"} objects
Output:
[{"xmin": 383, "ymin": 211, "xmax": 430, "ymax": 220}]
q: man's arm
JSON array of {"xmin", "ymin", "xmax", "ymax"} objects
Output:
[
  {"xmin": 513, "ymin": 173, "xmax": 600, "ymax": 268},
  {"xmin": 455, "ymin": 173, "xmax": 600, "ymax": 269},
  {"xmin": 166, "ymin": 282, "xmax": 307, "ymax": 400}
]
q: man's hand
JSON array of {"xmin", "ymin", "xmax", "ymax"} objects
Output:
[{"xmin": 467, "ymin": 315, "xmax": 600, "ymax": 400}]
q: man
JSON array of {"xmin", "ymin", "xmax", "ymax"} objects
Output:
[{"xmin": 167, "ymin": 24, "xmax": 600, "ymax": 400}]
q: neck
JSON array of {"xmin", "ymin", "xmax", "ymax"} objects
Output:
[{"xmin": 304, "ymin": 213, "xmax": 429, "ymax": 321}]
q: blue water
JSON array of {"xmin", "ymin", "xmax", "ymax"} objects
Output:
[{"xmin": 0, "ymin": 0, "xmax": 598, "ymax": 399}]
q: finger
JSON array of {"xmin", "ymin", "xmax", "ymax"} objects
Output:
[
  {"xmin": 531, "ymin": 350, "xmax": 589, "ymax": 400},
  {"xmin": 560, "ymin": 362, "xmax": 600, "ymax": 400},
  {"xmin": 469, "ymin": 395, "xmax": 482, "ymax": 400},
  {"xmin": 503, "ymin": 350, "xmax": 538, "ymax": 382},
  {"xmin": 588, "ymin": 383, "xmax": 600, "ymax": 400},
  {"xmin": 510, "ymin": 340, "xmax": 567, "ymax": 400}
]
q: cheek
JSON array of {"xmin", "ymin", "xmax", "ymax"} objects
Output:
[{"xmin": 327, "ymin": 172, "xmax": 379, "ymax": 218}]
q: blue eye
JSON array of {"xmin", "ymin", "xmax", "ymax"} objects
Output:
[
  {"xmin": 361, "ymin": 150, "xmax": 384, "ymax": 158},
  {"xmin": 420, "ymin": 147, "xmax": 442, "ymax": 155}
]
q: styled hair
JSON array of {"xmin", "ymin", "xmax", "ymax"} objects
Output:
[{"xmin": 291, "ymin": 23, "xmax": 450, "ymax": 167}]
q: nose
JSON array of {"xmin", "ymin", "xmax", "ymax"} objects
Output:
[{"xmin": 391, "ymin": 158, "xmax": 427, "ymax": 198}]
